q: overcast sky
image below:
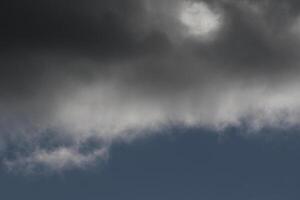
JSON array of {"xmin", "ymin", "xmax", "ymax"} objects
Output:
[{"xmin": 1, "ymin": 0, "xmax": 300, "ymax": 198}]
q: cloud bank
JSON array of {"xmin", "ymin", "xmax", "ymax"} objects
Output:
[{"xmin": 2, "ymin": 0, "xmax": 300, "ymax": 171}]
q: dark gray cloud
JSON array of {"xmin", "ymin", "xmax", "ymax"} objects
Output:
[{"xmin": 2, "ymin": 0, "xmax": 300, "ymax": 171}]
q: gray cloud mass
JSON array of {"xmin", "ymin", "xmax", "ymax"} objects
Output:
[{"xmin": 1, "ymin": 0, "xmax": 300, "ymax": 171}]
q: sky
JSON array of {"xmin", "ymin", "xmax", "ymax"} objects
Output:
[
  {"xmin": 2, "ymin": 128, "xmax": 300, "ymax": 199},
  {"xmin": 2, "ymin": 0, "xmax": 300, "ymax": 199}
]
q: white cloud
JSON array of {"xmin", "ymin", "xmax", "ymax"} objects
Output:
[
  {"xmin": 5, "ymin": 67, "xmax": 300, "ymax": 172},
  {"xmin": 4, "ymin": 146, "xmax": 108, "ymax": 172},
  {"xmin": 179, "ymin": 1, "xmax": 223, "ymax": 40}
]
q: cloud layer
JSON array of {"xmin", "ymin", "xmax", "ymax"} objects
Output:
[{"xmin": 2, "ymin": 0, "xmax": 300, "ymax": 171}]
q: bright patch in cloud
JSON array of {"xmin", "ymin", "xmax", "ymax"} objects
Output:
[{"xmin": 179, "ymin": 1, "xmax": 222, "ymax": 39}]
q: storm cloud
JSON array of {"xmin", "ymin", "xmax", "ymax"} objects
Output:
[{"xmin": 2, "ymin": 0, "xmax": 300, "ymax": 171}]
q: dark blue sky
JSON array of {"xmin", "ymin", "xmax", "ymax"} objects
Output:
[{"xmin": 2, "ymin": 128, "xmax": 300, "ymax": 200}]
